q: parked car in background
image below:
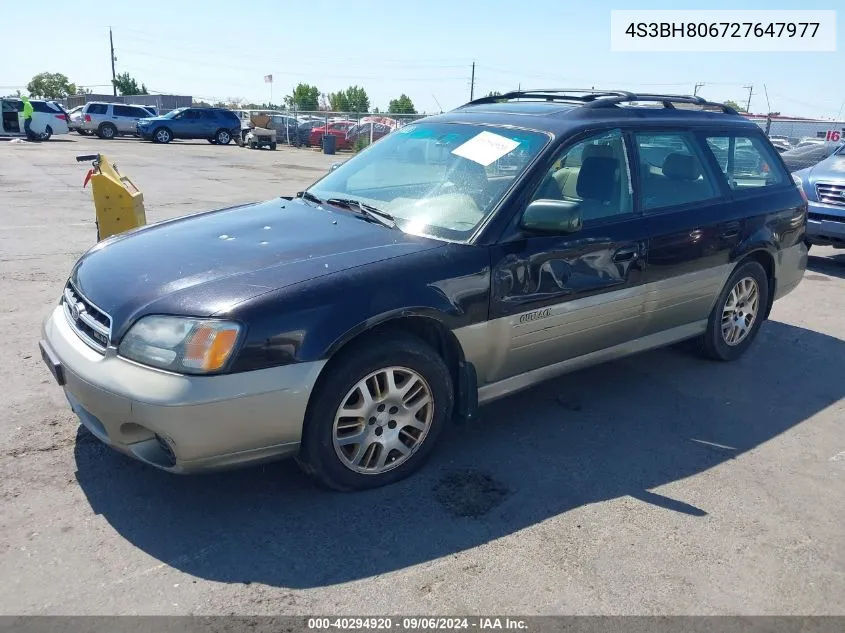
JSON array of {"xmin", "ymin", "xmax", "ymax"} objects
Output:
[
  {"xmin": 309, "ymin": 120, "xmax": 355, "ymax": 149},
  {"xmin": 296, "ymin": 119, "xmax": 317, "ymax": 146},
  {"xmin": 267, "ymin": 114, "xmax": 300, "ymax": 142},
  {"xmin": 40, "ymin": 90, "xmax": 807, "ymax": 490},
  {"xmin": 794, "ymin": 144, "xmax": 845, "ymax": 249},
  {"xmin": 136, "ymin": 107, "xmax": 241, "ymax": 144},
  {"xmin": 0, "ymin": 97, "xmax": 68, "ymax": 139},
  {"xmin": 79, "ymin": 102, "xmax": 156, "ymax": 139},
  {"xmin": 780, "ymin": 142, "xmax": 844, "ymax": 173},
  {"xmin": 345, "ymin": 121, "xmax": 392, "ymax": 146},
  {"xmin": 67, "ymin": 105, "xmax": 85, "ymax": 133}
]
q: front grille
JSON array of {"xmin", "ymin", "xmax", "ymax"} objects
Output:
[
  {"xmin": 815, "ymin": 182, "xmax": 845, "ymax": 207},
  {"xmin": 62, "ymin": 281, "xmax": 112, "ymax": 353}
]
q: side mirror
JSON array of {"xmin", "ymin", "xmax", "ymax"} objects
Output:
[{"xmin": 520, "ymin": 199, "xmax": 582, "ymax": 234}]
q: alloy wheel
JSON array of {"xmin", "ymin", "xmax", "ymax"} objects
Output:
[
  {"xmin": 332, "ymin": 366, "xmax": 434, "ymax": 474},
  {"xmin": 721, "ymin": 276, "xmax": 760, "ymax": 346}
]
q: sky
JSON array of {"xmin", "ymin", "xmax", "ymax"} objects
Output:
[{"xmin": 1, "ymin": 0, "xmax": 842, "ymax": 118}]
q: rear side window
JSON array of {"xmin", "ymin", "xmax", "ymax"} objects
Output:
[
  {"xmin": 634, "ymin": 132, "xmax": 720, "ymax": 211},
  {"xmin": 705, "ymin": 134, "xmax": 787, "ymax": 191},
  {"xmin": 219, "ymin": 110, "xmax": 238, "ymax": 122},
  {"xmin": 31, "ymin": 101, "xmax": 60, "ymax": 113},
  {"xmin": 201, "ymin": 110, "xmax": 217, "ymax": 119},
  {"xmin": 86, "ymin": 103, "xmax": 108, "ymax": 115}
]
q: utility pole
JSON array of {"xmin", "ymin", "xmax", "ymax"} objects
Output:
[
  {"xmin": 694, "ymin": 82, "xmax": 705, "ymax": 96},
  {"xmin": 469, "ymin": 61, "xmax": 475, "ymax": 101},
  {"xmin": 743, "ymin": 84, "xmax": 754, "ymax": 114},
  {"xmin": 109, "ymin": 27, "xmax": 117, "ymax": 96}
]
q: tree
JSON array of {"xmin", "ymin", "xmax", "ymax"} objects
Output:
[
  {"xmin": 284, "ymin": 83, "xmax": 320, "ymax": 111},
  {"xmin": 26, "ymin": 72, "xmax": 78, "ymax": 99},
  {"xmin": 723, "ymin": 99, "xmax": 747, "ymax": 113},
  {"xmin": 112, "ymin": 72, "xmax": 148, "ymax": 96},
  {"xmin": 328, "ymin": 90, "xmax": 350, "ymax": 112},
  {"xmin": 344, "ymin": 85, "xmax": 370, "ymax": 112},
  {"xmin": 388, "ymin": 94, "xmax": 417, "ymax": 114}
]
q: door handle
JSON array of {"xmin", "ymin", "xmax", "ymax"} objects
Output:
[
  {"xmin": 720, "ymin": 222, "xmax": 741, "ymax": 239},
  {"xmin": 612, "ymin": 246, "xmax": 640, "ymax": 263}
]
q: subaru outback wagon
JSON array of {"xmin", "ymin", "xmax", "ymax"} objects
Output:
[{"xmin": 40, "ymin": 90, "xmax": 807, "ymax": 491}]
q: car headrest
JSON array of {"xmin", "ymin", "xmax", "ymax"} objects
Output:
[
  {"xmin": 576, "ymin": 156, "xmax": 619, "ymax": 201},
  {"xmin": 582, "ymin": 143, "xmax": 614, "ymax": 160},
  {"xmin": 663, "ymin": 153, "xmax": 701, "ymax": 181}
]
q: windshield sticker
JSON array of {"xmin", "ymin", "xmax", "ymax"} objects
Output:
[{"xmin": 450, "ymin": 131, "xmax": 521, "ymax": 166}]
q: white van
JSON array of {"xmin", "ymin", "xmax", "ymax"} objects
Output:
[{"xmin": 0, "ymin": 98, "xmax": 70, "ymax": 140}]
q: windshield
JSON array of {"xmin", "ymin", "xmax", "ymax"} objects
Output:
[{"xmin": 307, "ymin": 122, "xmax": 550, "ymax": 241}]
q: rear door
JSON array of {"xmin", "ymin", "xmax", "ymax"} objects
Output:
[
  {"xmin": 112, "ymin": 105, "xmax": 136, "ymax": 133},
  {"xmin": 485, "ymin": 128, "xmax": 649, "ymax": 384},
  {"xmin": 633, "ymin": 129, "xmax": 741, "ymax": 336}
]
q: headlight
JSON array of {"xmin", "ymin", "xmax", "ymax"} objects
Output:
[{"xmin": 118, "ymin": 316, "xmax": 242, "ymax": 374}]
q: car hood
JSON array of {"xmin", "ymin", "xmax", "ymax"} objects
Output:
[
  {"xmin": 803, "ymin": 155, "xmax": 845, "ymax": 182},
  {"xmin": 70, "ymin": 198, "xmax": 443, "ymax": 336}
]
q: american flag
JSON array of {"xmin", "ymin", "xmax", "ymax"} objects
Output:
[{"xmin": 264, "ymin": 74, "xmax": 273, "ymax": 83}]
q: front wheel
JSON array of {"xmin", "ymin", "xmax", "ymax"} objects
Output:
[
  {"xmin": 700, "ymin": 261, "xmax": 769, "ymax": 361},
  {"xmin": 298, "ymin": 333, "xmax": 454, "ymax": 491},
  {"xmin": 153, "ymin": 127, "xmax": 172, "ymax": 144}
]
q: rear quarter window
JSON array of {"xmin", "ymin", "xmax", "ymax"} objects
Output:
[
  {"xmin": 85, "ymin": 103, "xmax": 109, "ymax": 115},
  {"xmin": 704, "ymin": 133, "xmax": 788, "ymax": 191},
  {"xmin": 32, "ymin": 101, "xmax": 60, "ymax": 113}
]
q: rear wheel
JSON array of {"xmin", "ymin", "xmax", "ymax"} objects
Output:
[
  {"xmin": 269, "ymin": 142, "xmax": 277, "ymax": 150},
  {"xmin": 98, "ymin": 123, "xmax": 117, "ymax": 139},
  {"xmin": 153, "ymin": 127, "xmax": 172, "ymax": 144},
  {"xmin": 40, "ymin": 126, "xmax": 53, "ymax": 141},
  {"xmin": 700, "ymin": 260, "xmax": 769, "ymax": 361},
  {"xmin": 298, "ymin": 333, "xmax": 453, "ymax": 491},
  {"xmin": 215, "ymin": 129, "xmax": 231, "ymax": 145}
]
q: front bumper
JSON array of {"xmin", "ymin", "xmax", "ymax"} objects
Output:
[
  {"xmin": 40, "ymin": 305, "xmax": 325, "ymax": 473},
  {"xmin": 806, "ymin": 201, "xmax": 845, "ymax": 247}
]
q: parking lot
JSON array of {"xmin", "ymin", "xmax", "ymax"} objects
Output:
[{"xmin": 1, "ymin": 135, "xmax": 844, "ymax": 616}]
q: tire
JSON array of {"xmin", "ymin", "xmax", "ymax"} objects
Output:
[
  {"xmin": 76, "ymin": 129, "xmax": 88, "ymax": 136},
  {"xmin": 215, "ymin": 129, "xmax": 231, "ymax": 145},
  {"xmin": 700, "ymin": 260, "xmax": 769, "ymax": 361},
  {"xmin": 298, "ymin": 332, "xmax": 454, "ymax": 491},
  {"xmin": 152, "ymin": 127, "xmax": 172, "ymax": 144},
  {"xmin": 41, "ymin": 126, "xmax": 53, "ymax": 141},
  {"xmin": 98, "ymin": 123, "xmax": 117, "ymax": 140},
  {"xmin": 269, "ymin": 142, "xmax": 277, "ymax": 150}
]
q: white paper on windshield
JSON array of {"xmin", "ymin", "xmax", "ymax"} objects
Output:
[{"xmin": 450, "ymin": 131, "xmax": 520, "ymax": 166}]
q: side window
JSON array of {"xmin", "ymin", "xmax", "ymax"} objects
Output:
[
  {"xmin": 113, "ymin": 105, "xmax": 135, "ymax": 117},
  {"xmin": 705, "ymin": 134, "xmax": 786, "ymax": 191},
  {"xmin": 185, "ymin": 110, "xmax": 202, "ymax": 120},
  {"xmin": 531, "ymin": 128, "xmax": 633, "ymax": 222},
  {"xmin": 87, "ymin": 103, "xmax": 108, "ymax": 115},
  {"xmin": 201, "ymin": 110, "xmax": 217, "ymax": 120},
  {"xmin": 634, "ymin": 132, "xmax": 719, "ymax": 210}
]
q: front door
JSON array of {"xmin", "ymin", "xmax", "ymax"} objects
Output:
[{"xmin": 485, "ymin": 128, "xmax": 649, "ymax": 384}]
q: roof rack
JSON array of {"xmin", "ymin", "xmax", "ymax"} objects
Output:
[{"xmin": 461, "ymin": 89, "xmax": 738, "ymax": 114}]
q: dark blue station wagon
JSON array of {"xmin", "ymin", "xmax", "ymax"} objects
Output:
[{"xmin": 41, "ymin": 90, "xmax": 808, "ymax": 490}]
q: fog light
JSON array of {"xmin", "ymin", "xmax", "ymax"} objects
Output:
[{"xmin": 154, "ymin": 434, "xmax": 176, "ymax": 467}]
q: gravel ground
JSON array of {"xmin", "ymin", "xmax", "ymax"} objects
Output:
[{"xmin": 1, "ymin": 135, "xmax": 844, "ymax": 616}]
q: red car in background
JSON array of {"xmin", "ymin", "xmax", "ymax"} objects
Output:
[{"xmin": 309, "ymin": 120, "xmax": 356, "ymax": 149}]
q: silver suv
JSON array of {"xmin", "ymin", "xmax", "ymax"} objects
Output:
[{"xmin": 79, "ymin": 102, "xmax": 156, "ymax": 139}]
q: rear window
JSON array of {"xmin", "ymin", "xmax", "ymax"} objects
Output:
[
  {"xmin": 32, "ymin": 101, "xmax": 61, "ymax": 113},
  {"xmin": 85, "ymin": 103, "xmax": 109, "ymax": 115},
  {"xmin": 705, "ymin": 134, "xmax": 787, "ymax": 191}
]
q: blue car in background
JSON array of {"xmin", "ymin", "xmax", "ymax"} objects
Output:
[
  {"xmin": 794, "ymin": 144, "xmax": 845, "ymax": 249},
  {"xmin": 137, "ymin": 107, "xmax": 241, "ymax": 145}
]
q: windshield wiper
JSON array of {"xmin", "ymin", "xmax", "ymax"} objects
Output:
[
  {"xmin": 325, "ymin": 198, "xmax": 397, "ymax": 229},
  {"xmin": 296, "ymin": 190, "xmax": 323, "ymax": 205}
]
